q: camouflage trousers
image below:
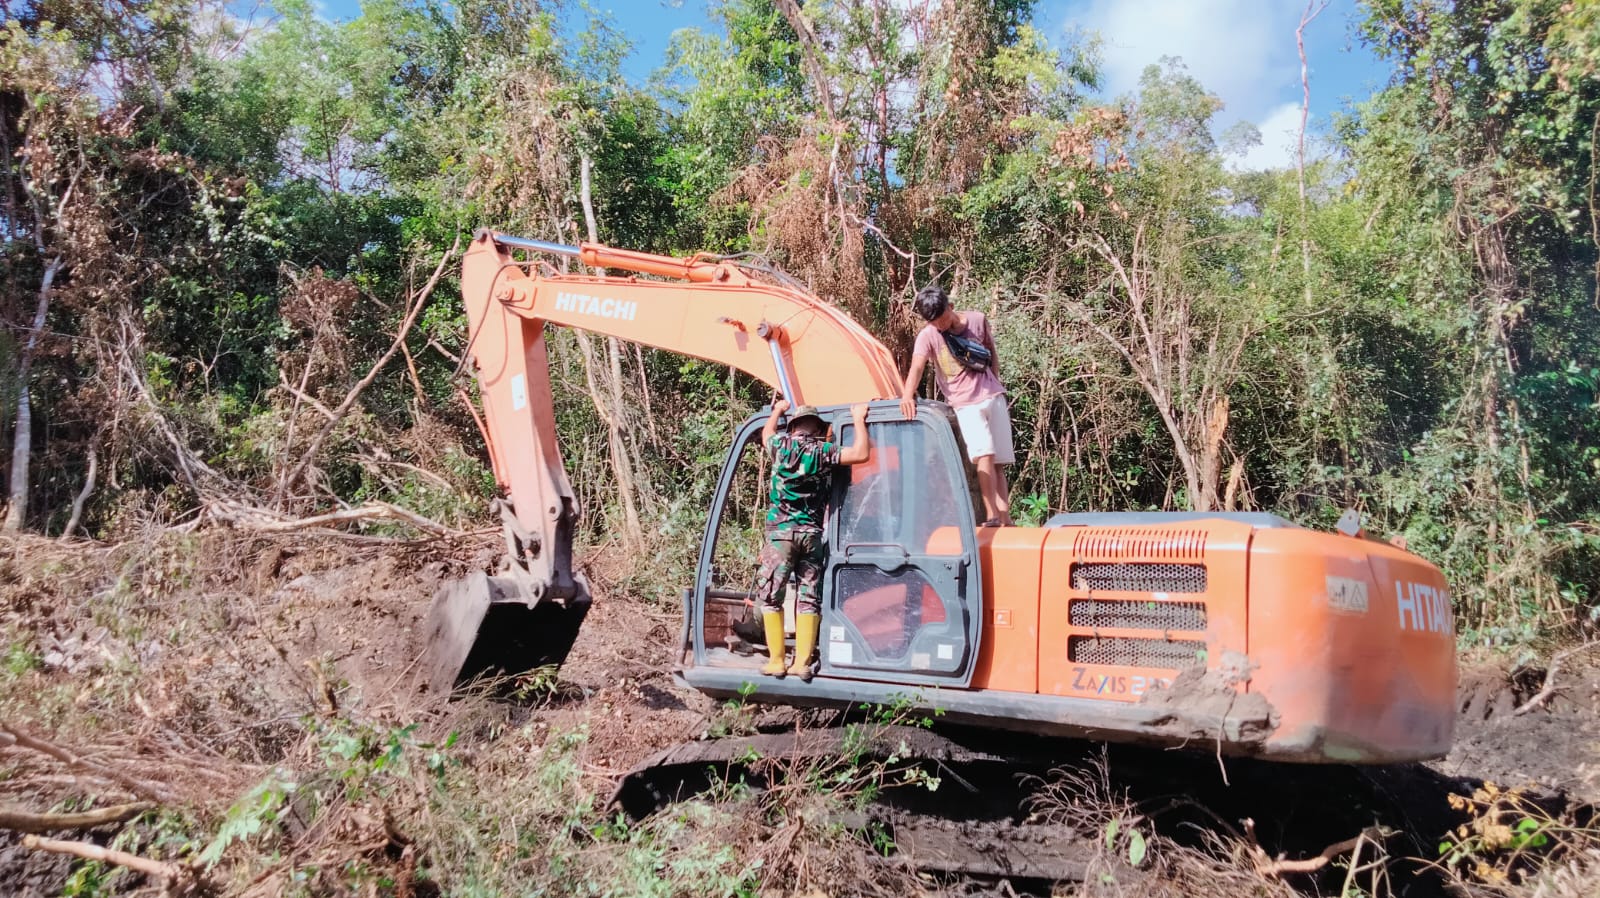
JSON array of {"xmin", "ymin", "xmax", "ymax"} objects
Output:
[{"xmin": 756, "ymin": 527, "xmax": 827, "ymax": 615}]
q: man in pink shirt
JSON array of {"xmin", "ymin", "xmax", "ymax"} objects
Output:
[{"xmin": 898, "ymin": 285, "xmax": 1014, "ymax": 526}]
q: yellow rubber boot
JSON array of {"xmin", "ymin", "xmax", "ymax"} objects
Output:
[
  {"xmin": 760, "ymin": 611, "xmax": 787, "ymax": 677},
  {"xmin": 787, "ymin": 613, "xmax": 820, "ymax": 682}
]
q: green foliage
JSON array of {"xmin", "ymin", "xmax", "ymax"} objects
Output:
[
  {"xmin": 1102, "ymin": 816, "xmax": 1148, "ymax": 867},
  {"xmin": 806, "ymin": 695, "xmax": 944, "ymax": 809},
  {"xmin": 57, "ymin": 806, "xmax": 202, "ymax": 897},
  {"xmin": 1013, "ymin": 492, "xmax": 1051, "ymax": 527},
  {"xmin": 508, "ymin": 664, "xmax": 562, "ymax": 703},
  {"xmin": 414, "ymin": 723, "xmax": 760, "ymax": 897},
  {"xmin": 1436, "ymin": 780, "xmax": 1600, "ymax": 888},
  {"xmin": 200, "ymin": 772, "xmax": 298, "ymax": 867},
  {"xmin": 7, "ymin": 4, "xmax": 1600, "ymax": 896},
  {"xmin": 2, "ymin": 640, "xmax": 40, "ymax": 677},
  {"xmin": 707, "ymin": 679, "xmax": 759, "ymax": 739},
  {"xmin": 1341, "ymin": 0, "xmax": 1600, "ymax": 634},
  {"xmin": 200, "ymin": 716, "xmax": 465, "ymax": 887}
]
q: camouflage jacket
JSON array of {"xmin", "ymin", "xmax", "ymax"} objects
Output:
[{"xmin": 765, "ymin": 433, "xmax": 841, "ymax": 531}]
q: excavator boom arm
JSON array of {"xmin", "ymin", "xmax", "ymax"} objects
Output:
[
  {"xmin": 425, "ymin": 230, "xmax": 899, "ymax": 691},
  {"xmin": 463, "ymin": 229, "xmax": 898, "ymax": 541}
]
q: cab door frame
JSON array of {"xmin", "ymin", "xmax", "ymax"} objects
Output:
[
  {"xmin": 688, "ymin": 400, "xmax": 984, "ymax": 687},
  {"xmin": 688, "ymin": 412, "xmax": 771, "ymax": 665}
]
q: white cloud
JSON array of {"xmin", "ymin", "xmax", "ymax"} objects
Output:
[
  {"xmin": 1228, "ymin": 101, "xmax": 1305, "ymax": 171},
  {"xmin": 1068, "ymin": 0, "xmax": 1306, "ymax": 144}
]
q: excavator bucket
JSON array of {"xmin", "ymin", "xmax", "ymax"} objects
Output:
[{"xmin": 420, "ymin": 572, "xmax": 591, "ymax": 695}]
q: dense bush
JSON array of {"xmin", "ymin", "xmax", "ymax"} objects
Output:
[{"xmin": 1, "ymin": 0, "xmax": 1595, "ymax": 640}]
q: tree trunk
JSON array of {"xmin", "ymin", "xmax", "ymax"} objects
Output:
[
  {"xmin": 578, "ymin": 154, "xmax": 645, "ymax": 546},
  {"xmin": 774, "ymin": 0, "xmax": 837, "ymax": 122},
  {"xmin": 0, "ymin": 105, "xmax": 18, "ymax": 242},
  {"xmin": 1224, "ymin": 456, "xmax": 1246, "ymax": 512},
  {"xmin": 1195, "ymin": 395, "xmax": 1230, "ymax": 512},
  {"xmin": 1296, "ymin": 1, "xmax": 1325, "ymax": 309},
  {"xmin": 59, "ymin": 445, "xmax": 97, "ymax": 541},
  {"xmin": 6, "ymin": 256, "xmax": 64, "ymax": 532}
]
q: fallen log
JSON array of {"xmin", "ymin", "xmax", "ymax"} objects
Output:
[
  {"xmin": 0, "ymin": 802, "xmax": 151, "ymax": 834},
  {"xmin": 21, "ymin": 834, "xmax": 204, "ymax": 893},
  {"xmin": 207, "ymin": 500, "xmax": 454, "ymax": 537}
]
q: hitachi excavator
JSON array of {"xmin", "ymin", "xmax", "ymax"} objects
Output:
[{"xmin": 423, "ymin": 230, "xmax": 1458, "ymax": 766}]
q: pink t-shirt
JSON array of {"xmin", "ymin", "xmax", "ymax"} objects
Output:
[{"xmin": 913, "ymin": 311, "xmax": 1004, "ymax": 408}]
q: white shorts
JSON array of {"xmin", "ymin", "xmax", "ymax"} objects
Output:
[{"xmin": 954, "ymin": 394, "xmax": 1014, "ymax": 464}]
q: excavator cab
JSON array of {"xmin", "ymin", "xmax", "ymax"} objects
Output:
[{"xmin": 685, "ymin": 400, "xmax": 985, "ymax": 690}]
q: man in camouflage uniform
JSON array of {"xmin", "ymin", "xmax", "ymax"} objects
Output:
[{"xmin": 757, "ymin": 399, "xmax": 873, "ymax": 680}]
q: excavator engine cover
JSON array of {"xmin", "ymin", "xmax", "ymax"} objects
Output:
[{"xmin": 421, "ymin": 572, "xmax": 591, "ymax": 694}]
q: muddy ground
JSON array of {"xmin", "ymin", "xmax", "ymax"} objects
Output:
[{"xmin": 0, "ymin": 531, "xmax": 1596, "ymax": 897}]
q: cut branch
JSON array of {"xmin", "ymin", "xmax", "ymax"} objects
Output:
[
  {"xmin": 22, "ymin": 834, "xmax": 195, "ymax": 886},
  {"xmin": 0, "ymin": 802, "xmax": 152, "ymax": 834},
  {"xmin": 0, "ymin": 724, "xmax": 175, "ymax": 803},
  {"xmin": 1514, "ymin": 640, "xmax": 1600, "ymax": 715}
]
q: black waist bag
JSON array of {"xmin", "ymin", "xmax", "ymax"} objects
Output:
[{"xmin": 942, "ymin": 329, "xmax": 993, "ymax": 372}]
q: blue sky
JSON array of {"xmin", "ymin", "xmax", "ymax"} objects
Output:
[
  {"xmin": 1043, "ymin": 0, "xmax": 1389, "ymax": 168},
  {"xmin": 311, "ymin": 0, "xmax": 1391, "ymax": 170}
]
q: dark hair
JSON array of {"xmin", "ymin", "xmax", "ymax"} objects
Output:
[{"xmin": 913, "ymin": 284, "xmax": 949, "ymax": 322}]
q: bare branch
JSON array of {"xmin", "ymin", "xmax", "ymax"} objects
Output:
[
  {"xmin": 58, "ymin": 445, "xmax": 98, "ymax": 541},
  {"xmin": 773, "ymin": 0, "xmax": 837, "ymax": 123},
  {"xmin": 1514, "ymin": 640, "xmax": 1600, "ymax": 715},
  {"xmin": 578, "ymin": 154, "xmax": 647, "ymax": 545},
  {"xmin": 842, "ymin": 208, "xmax": 914, "ymax": 260},
  {"xmin": 276, "ymin": 239, "xmax": 459, "ymax": 504},
  {"xmin": 1296, "ymin": 0, "xmax": 1329, "ymax": 311},
  {"xmin": 1258, "ymin": 827, "xmax": 1382, "ymax": 877},
  {"xmin": 114, "ymin": 316, "xmax": 230, "ymax": 497},
  {"xmin": 209, "ymin": 500, "xmax": 455, "ymax": 537},
  {"xmin": 278, "ymin": 370, "xmax": 340, "ymax": 420}
]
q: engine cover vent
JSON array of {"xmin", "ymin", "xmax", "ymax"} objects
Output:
[
  {"xmin": 1068, "ymin": 527, "xmax": 1208, "ymax": 560},
  {"xmin": 1068, "ymin": 636, "xmax": 1205, "ymax": 668},
  {"xmin": 1070, "ymin": 562, "xmax": 1208, "ymax": 594},
  {"xmin": 1069, "ymin": 598, "xmax": 1206, "ymax": 632}
]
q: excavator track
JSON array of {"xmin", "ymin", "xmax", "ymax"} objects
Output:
[
  {"xmin": 608, "ymin": 722, "xmax": 1480, "ymax": 892},
  {"xmin": 609, "ymin": 724, "xmax": 1130, "ymax": 884},
  {"xmin": 609, "ymin": 725, "xmax": 1007, "ymax": 814}
]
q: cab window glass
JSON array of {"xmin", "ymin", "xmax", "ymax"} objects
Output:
[
  {"xmin": 836, "ymin": 422, "xmax": 898, "ymax": 547},
  {"xmin": 836, "ymin": 420, "xmax": 968, "ymax": 556}
]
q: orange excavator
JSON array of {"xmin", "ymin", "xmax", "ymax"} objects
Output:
[{"xmin": 424, "ymin": 230, "xmax": 1458, "ymax": 765}]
